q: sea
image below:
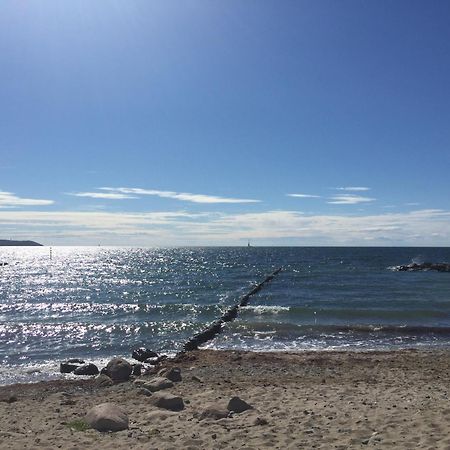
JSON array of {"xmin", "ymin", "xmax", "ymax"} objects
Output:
[{"xmin": 1, "ymin": 246, "xmax": 450, "ymax": 385}]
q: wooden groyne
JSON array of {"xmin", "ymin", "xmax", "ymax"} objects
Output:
[{"xmin": 183, "ymin": 267, "xmax": 282, "ymax": 352}]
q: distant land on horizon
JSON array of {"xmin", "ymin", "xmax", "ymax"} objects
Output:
[{"xmin": 0, "ymin": 240, "xmax": 43, "ymax": 246}]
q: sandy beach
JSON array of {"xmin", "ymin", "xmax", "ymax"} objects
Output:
[{"xmin": 1, "ymin": 348, "xmax": 449, "ymax": 449}]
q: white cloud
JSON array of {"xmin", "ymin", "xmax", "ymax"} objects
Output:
[
  {"xmin": 287, "ymin": 194, "xmax": 321, "ymax": 198},
  {"xmin": 100, "ymin": 187, "xmax": 260, "ymax": 204},
  {"xmin": 334, "ymin": 186, "xmax": 371, "ymax": 191},
  {"xmin": 1, "ymin": 208, "xmax": 450, "ymax": 246},
  {"xmin": 327, "ymin": 195, "xmax": 375, "ymax": 205},
  {"xmin": 70, "ymin": 192, "xmax": 138, "ymax": 200},
  {"xmin": 0, "ymin": 190, "xmax": 54, "ymax": 208}
]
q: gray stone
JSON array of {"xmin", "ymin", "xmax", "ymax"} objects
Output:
[
  {"xmin": 144, "ymin": 357, "xmax": 160, "ymax": 365},
  {"xmin": 136, "ymin": 387, "xmax": 152, "ymax": 397},
  {"xmin": 149, "ymin": 392, "xmax": 184, "ymax": 411},
  {"xmin": 94, "ymin": 374, "xmax": 114, "ymax": 388},
  {"xmin": 227, "ymin": 396, "xmax": 253, "ymax": 413},
  {"xmin": 144, "ymin": 377, "xmax": 174, "ymax": 392},
  {"xmin": 132, "ymin": 347, "xmax": 158, "ymax": 362},
  {"xmin": 132, "ymin": 363, "xmax": 143, "ymax": 376},
  {"xmin": 159, "ymin": 367, "xmax": 182, "ymax": 382},
  {"xmin": 85, "ymin": 403, "xmax": 129, "ymax": 432},
  {"xmin": 73, "ymin": 363, "xmax": 99, "ymax": 376},
  {"xmin": 105, "ymin": 357, "xmax": 132, "ymax": 382},
  {"xmin": 199, "ymin": 403, "xmax": 230, "ymax": 420},
  {"xmin": 60, "ymin": 362, "xmax": 80, "ymax": 373}
]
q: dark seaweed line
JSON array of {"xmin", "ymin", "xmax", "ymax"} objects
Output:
[{"xmin": 182, "ymin": 267, "xmax": 282, "ymax": 352}]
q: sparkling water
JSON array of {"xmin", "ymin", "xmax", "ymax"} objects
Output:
[{"xmin": 1, "ymin": 246, "xmax": 449, "ymax": 384}]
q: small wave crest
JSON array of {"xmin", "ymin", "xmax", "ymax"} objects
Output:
[{"xmin": 240, "ymin": 305, "xmax": 290, "ymax": 315}]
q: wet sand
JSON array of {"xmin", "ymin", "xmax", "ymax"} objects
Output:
[{"xmin": 1, "ymin": 349, "xmax": 449, "ymax": 449}]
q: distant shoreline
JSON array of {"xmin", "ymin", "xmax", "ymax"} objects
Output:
[{"xmin": 0, "ymin": 240, "xmax": 42, "ymax": 247}]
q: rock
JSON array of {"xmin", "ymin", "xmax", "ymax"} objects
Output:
[
  {"xmin": 159, "ymin": 367, "xmax": 182, "ymax": 382},
  {"xmin": 191, "ymin": 375, "xmax": 203, "ymax": 383},
  {"xmin": 85, "ymin": 403, "xmax": 129, "ymax": 432},
  {"xmin": 94, "ymin": 374, "xmax": 114, "ymax": 388},
  {"xmin": 136, "ymin": 388, "xmax": 152, "ymax": 397},
  {"xmin": 396, "ymin": 262, "xmax": 450, "ymax": 272},
  {"xmin": 144, "ymin": 377, "xmax": 174, "ymax": 392},
  {"xmin": 132, "ymin": 348, "xmax": 158, "ymax": 362},
  {"xmin": 199, "ymin": 404, "xmax": 230, "ymax": 420},
  {"xmin": 221, "ymin": 306, "xmax": 239, "ymax": 322},
  {"xmin": 73, "ymin": 363, "xmax": 99, "ymax": 376},
  {"xmin": 132, "ymin": 364, "xmax": 143, "ymax": 376},
  {"xmin": 105, "ymin": 358, "xmax": 132, "ymax": 382},
  {"xmin": 148, "ymin": 392, "xmax": 184, "ymax": 411},
  {"xmin": 144, "ymin": 357, "xmax": 160, "ymax": 365},
  {"xmin": 227, "ymin": 396, "xmax": 253, "ymax": 413},
  {"xmin": 183, "ymin": 321, "xmax": 223, "ymax": 351},
  {"xmin": 60, "ymin": 362, "xmax": 81, "ymax": 374}
]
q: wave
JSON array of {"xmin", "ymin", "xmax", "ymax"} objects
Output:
[
  {"xmin": 224, "ymin": 321, "xmax": 450, "ymax": 337},
  {"xmin": 240, "ymin": 305, "xmax": 290, "ymax": 314}
]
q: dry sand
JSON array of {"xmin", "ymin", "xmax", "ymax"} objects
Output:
[{"xmin": 1, "ymin": 349, "xmax": 449, "ymax": 449}]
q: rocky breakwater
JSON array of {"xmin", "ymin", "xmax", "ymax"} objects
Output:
[
  {"xmin": 183, "ymin": 267, "xmax": 283, "ymax": 351},
  {"xmin": 395, "ymin": 262, "xmax": 450, "ymax": 272}
]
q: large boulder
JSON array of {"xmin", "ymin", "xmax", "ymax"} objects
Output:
[
  {"xmin": 132, "ymin": 348, "xmax": 158, "ymax": 362},
  {"xmin": 149, "ymin": 392, "xmax": 184, "ymax": 411},
  {"xmin": 227, "ymin": 396, "xmax": 253, "ymax": 413},
  {"xmin": 85, "ymin": 403, "xmax": 128, "ymax": 432},
  {"xmin": 105, "ymin": 358, "xmax": 132, "ymax": 382},
  {"xmin": 74, "ymin": 363, "xmax": 99, "ymax": 376},
  {"xmin": 143, "ymin": 377, "xmax": 174, "ymax": 392}
]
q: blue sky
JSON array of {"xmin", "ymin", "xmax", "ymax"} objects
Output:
[{"xmin": 1, "ymin": 1, "xmax": 450, "ymax": 246}]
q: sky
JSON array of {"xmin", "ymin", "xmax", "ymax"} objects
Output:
[{"xmin": 1, "ymin": 0, "xmax": 450, "ymax": 246}]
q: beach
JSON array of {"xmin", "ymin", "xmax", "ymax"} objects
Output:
[{"xmin": 1, "ymin": 348, "xmax": 449, "ymax": 449}]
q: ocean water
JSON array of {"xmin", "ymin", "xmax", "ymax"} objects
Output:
[{"xmin": 1, "ymin": 246, "xmax": 450, "ymax": 385}]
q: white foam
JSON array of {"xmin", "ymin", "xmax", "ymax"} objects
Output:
[{"xmin": 240, "ymin": 305, "xmax": 290, "ymax": 314}]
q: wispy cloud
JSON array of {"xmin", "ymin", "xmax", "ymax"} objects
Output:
[
  {"xmin": 335, "ymin": 186, "xmax": 371, "ymax": 191},
  {"xmin": 0, "ymin": 190, "xmax": 54, "ymax": 208},
  {"xmin": 1, "ymin": 208, "xmax": 450, "ymax": 246},
  {"xmin": 327, "ymin": 195, "xmax": 375, "ymax": 205},
  {"xmin": 100, "ymin": 187, "xmax": 260, "ymax": 204},
  {"xmin": 287, "ymin": 193, "xmax": 321, "ymax": 198},
  {"xmin": 70, "ymin": 192, "xmax": 138, "ymax": 200}
]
